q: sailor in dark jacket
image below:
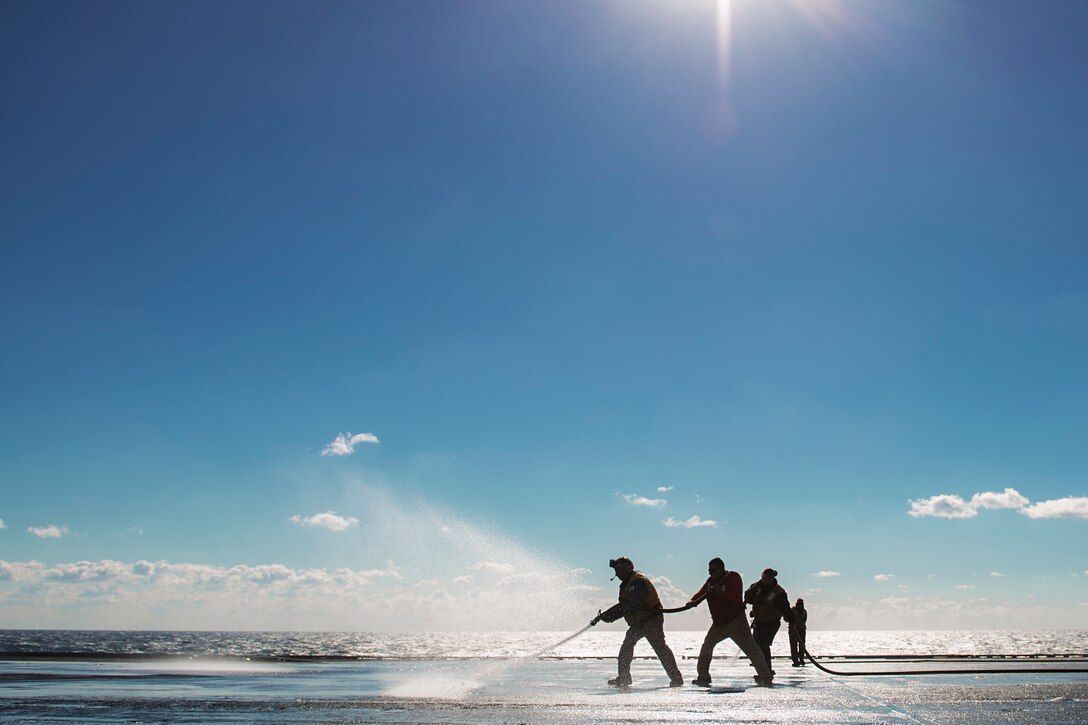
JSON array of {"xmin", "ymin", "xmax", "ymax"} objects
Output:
[
  {"xmin": 744, "ymin": 567, "xmax": 794, "ymax": 675},
  {"xmin": 592, "ymin": 556, "xmax": 683, "ymax": 687}
]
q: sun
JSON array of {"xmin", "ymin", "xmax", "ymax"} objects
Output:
[
  {"xmin": 715, "ymin": 0, "xmax": 857, "ymax": 86},
  {"xmin": 718, "ymin": 0, "xmax": 861, "ymax": 90}
]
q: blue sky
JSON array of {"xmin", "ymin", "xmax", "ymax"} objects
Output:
[{"xmin": 2, "ymin": 0, "xmax": 1087, "ymax": 630}]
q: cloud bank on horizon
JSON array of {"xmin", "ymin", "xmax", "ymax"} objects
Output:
[
  {"xmin": 2, "ymin": 554, "xmax": 1083, "ymax": 631},
  {"xmin": 908, "ymin": 488, "xmax": 1088, "ymax": 520}
]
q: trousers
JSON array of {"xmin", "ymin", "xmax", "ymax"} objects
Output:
[
  {"xmin": 789, "ymin": 624, "xmax": 807, "ymax": 665},
  {"xmin": 752, "ymin": 620, "xmax": 781, "ymax": 672},
  {"xmin": 617, "ymin": 615, "xmax": 682, "ymax": 681},
  {"xmin": 696, "ymin": 614, "xmax": 773, "ymax": 681}
]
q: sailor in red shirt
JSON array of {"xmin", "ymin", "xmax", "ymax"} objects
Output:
[{"xmin": 686, "ymin": 557, "xmax": 774, "ymax": 686}]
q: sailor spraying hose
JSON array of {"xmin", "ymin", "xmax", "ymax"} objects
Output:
[{"xmin": 587, "ymin": 557, "xmax": 684, "ymax": 688}]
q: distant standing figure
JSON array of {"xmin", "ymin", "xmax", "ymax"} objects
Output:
[
  {"xmin": 592, "ymin": 556, "xmax": 683, "ymax": 688},
  {"xmin": 789, "ymin": 598, "xmax": 808, "ymax": 667},
  {"xmin": 744, "ymin": 567, "xmax": 794, "ymax": 675},
  {"xmin": 686, "ymin": 557, "xmax": 774, "ymax": 687}
]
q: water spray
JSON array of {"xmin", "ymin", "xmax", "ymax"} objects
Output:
[
  {"xmin": 527, "ymin": 622, "xmax": 597, "ymax": 660},
  {"xmin": 530, "ymin": 592, "xmax": 700, "ymax": 661}
]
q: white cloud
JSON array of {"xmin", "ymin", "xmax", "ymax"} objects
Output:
[
  {"xmin": 648, "ymin": 575, "xmax": 688, "ymax": 607},
  {"xmin": 289, "ymin": 512, "xmax": 359, "ymax": 532},
  {"xmin": 45, "ymin": 560, "xmax": 133, "ymax": 582},
  {"xmin": 879, "ymin": 596, "xmax": 911, "ymax": 606},
  {"xmin": 956, "ymin": 584, "xmax": 976, "ymax": 590},
  {"xmin": 470, "ymin": 561, "xmax": 516, "ymax": 575},
  {"xmin": 813, "ymin": 571, "xmax": 841, "ymax": 578},
  {"xmin": 321, "ymin": 432, "xmax": 380, "ymax": 456},
  {"xmin": 569, "ymin": 567, "xmax": 591, "ymax": 576},
  {"xmin": 990, "ymin": 571, "xmax": 1006, "ymax": 577},
  {"xmin": 662, "ymin": 515, "xmax": 718, "ymax": 528},
  {"xmin": 970, "ymin": 488, "xmax": 1029, "ymax": 510},
  {"xmin": 0, "ymin": 560, "xmax": 45, "ymax": 581},
  {"xmin": 657, "ymin": 486, "xmax": 674, "ymax": 492},
  {"xmin": 623, "ymin": 493, "xmax": 666, "ymax": 508},
  {"xmin": 0, "ymin": 557, "xmax": 408, "ymax": 627},
  {"xmin": 452, "ymin": 574, "xmax": 474, "ymax": 584},
  {"xmin": 572, "ymin": 583, "xmax": 603, "ymax": 593},
  {"xmin": 909, "ymin": 487, "xmax": 1088, "ymax": 521},
  {"xmin": 0, "ymin": 519, "xmax": 5, "ymax": 530},
  {"xmin": 496, "ymin": 572, "xmax": 541, "ymax": 588},
  {"xmin": 1021, "ymin": 497, "xmax": 1088, "ymax": 520},
  {"xmin": 874, "ymin": 573, "xmax": 895, "ymax": 582},
  {"xmin": 908, "ymin": 494, "xmax": 976, "ymax": 519},
  {"xmin": 27, "ymin": 524, "xmax": 71, "ymax": 539}
]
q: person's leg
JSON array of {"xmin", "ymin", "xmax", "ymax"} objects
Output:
[
  {"xmin": 798, "ymin": 630, "xmax": 807, "ymax": 665},
  {"xmin": 642, "ymin": 617, "xmax": 682, "ymax": 682},
  {"xmin": 752, "ymin": 621, "xmax": 780, "ymax": 674},
  {"xmin": 696, "ymin": 623, "xmax": 729, "ymax": 683},
  {"xmin": 614, "ymin": 625, "xmax": 642, "ymax": 684},
  {"xmin": 789, "ymin": 626, "xmax": 801, "ymax": 665},
  {"xmin": 724, "ymin": 615, "xmax": 772, "ymax": 679}
]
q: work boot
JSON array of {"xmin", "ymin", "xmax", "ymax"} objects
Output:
[
  {"xmin": 608, "ymin": 676, "xmax": 632, "ymax": 687},
  {"xmin": 691, "ymin": 677, "xmax": 711, "ymax": 687},
  {"xmin": 669, "ymin": 675, "xmax": 684, "ymax": 687}
]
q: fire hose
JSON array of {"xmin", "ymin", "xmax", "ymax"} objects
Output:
[{"xmin": 591, "ymin": 598, "xmax": 1088, "ymax": 675}]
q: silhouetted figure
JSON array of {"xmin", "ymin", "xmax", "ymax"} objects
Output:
[
  {"xmin": 592, "ymin": 556, "xmax": 683, "ymax": 688},
  {"xmin": 744, "ymin": 567, "xmax": 794, "ymax": 675},
  {"xmin": 789, "ymin": 598, "xmax": 808, "ymax": 667},
  {"xmin": 686, "ymin": 557, "xmax": 774, "ymax": 687}
]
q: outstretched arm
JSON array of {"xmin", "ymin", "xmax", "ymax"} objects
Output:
[
  {"xmin": 688, "ymin": 580, "xmax": 709, "ymax": 605},
  {"xmin": 597, "ymin": 603, "xmax": 624, "ymax": 623}
]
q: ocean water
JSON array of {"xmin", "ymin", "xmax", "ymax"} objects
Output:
[
  {"xmin": 5, "ymin": 628, "xmax": 1088, "ymax": 659},
  {"xmin": 2, "ymin": 630, "xmax": 1087, "ymax": 723}
]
